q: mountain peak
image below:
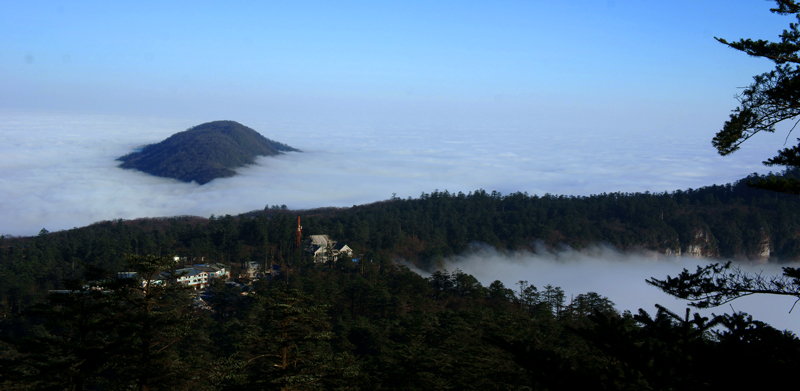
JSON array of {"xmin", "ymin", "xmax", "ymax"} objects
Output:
[{"xmin": 117, "ymin": 120, "xmax": 299, "ymax": 184}]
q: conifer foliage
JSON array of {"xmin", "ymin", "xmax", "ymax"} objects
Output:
[
  {"xmin": 651, "ymin": 1, "xmax": 800, "ymax": 313},
  {"xmin": 714, "ymin": 0, "xmax": 800, "ymax": 193},
  {"xmin": 2, "ymin": 257, "xmax": 799, "ymax": 389},
  {"xmin": 0, "ymin": 255, "xmax": 204, "ymax": 391},
  {"xmin": 647, "ymin": 261, "xmax": 800, "ymax": 309}
]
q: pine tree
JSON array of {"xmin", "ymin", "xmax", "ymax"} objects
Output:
[
  {"xmin": 105, "ymin": 254, "xmax": 199, "ymax": 391},
  {"xmin": 0, "ymin": 279, "xmax": 118, "ymax": 390},
  {"xmin": 653, "ymin": 0, "xmax": 800, "ymax": 312},
  {"xmin": 237, "ymin": 285, "xmax": 358, "ymax": 390},
  {"xmin": 713, "ymin": 0, "xmax": 800, "ymax": 193}
]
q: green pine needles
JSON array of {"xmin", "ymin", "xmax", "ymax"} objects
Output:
[{"xmin": 714, "ymin": 0, "xmax": 800, "ymax": 193}]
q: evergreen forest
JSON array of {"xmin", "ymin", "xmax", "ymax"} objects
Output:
[{"xmin": 2, "ymin": 170, "xmax": 800, "ymax": 389}]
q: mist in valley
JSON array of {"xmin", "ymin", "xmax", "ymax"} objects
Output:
[{"xmin": 433, "ymin": 244, "xmax": 800, "ymax": 333}]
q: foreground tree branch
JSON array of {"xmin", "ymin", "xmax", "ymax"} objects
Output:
[
  {"xmin": 713, "ymin": 0, "xmax": 800, "ymax": 193},
  {"xmin": 646, "ymin": 262, "xmax": 800, "ymax": 310}
]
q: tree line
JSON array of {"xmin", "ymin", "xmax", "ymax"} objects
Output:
[{"xmin": 3, "ymin": 170, "xmax": 800, "ymax": 316}]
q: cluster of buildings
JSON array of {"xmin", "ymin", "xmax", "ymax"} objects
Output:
[
  {"xmin": 118, "ymin": 261, "xmax": 229, "ymax": 290},
  {"xmin": 117, "ymin": 234, "xmax": 354, "ymax": 286},
  {"xmin": 236, "ymin": 235, "xmax": 355, "ymax": 279},
  {"xmin": 304, "ymin": 235, "xmax": 353, "ymax": 263}
]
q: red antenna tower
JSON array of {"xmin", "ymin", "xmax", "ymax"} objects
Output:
[{"xmin": 296, "ymin": 216, "xmax": 302, "ymax": 251}]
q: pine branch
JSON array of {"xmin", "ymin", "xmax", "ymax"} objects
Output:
[{"xmin": 647, "ymin": 262, "xmax": 800, "ymax": 309}]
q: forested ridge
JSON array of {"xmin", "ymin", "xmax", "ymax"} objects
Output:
[
  {"xmin": 3, "ymin": 170, "xmax": 800, "ymax": 315},
  {"xmin": 2, "ymin": 171, "xmax": 800, "ymax": 389}
]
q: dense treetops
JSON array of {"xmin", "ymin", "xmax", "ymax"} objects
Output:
[
  {"xmin": 117, "ymin": 120, "xmax": 299, "ymax": 184},
  {"xmin": 3, "ymin": 171, "xmax": 800, "ymax": 388},
  {"xmin": 2, "ymin": 254, "xmax": 798, "ymax": 390},
  {"xmin": 4, "ymin": 169, "xmax": 800, "ymax": 317}
]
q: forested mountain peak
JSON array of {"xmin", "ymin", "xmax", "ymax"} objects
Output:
[{"xmin": 117, "ymin": 120, "xmax": 300, "ymax": 184}]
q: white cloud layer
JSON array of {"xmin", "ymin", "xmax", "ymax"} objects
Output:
[
  {"xmin": 438, "ymin": 245, "xmax": 800, "ymax": 333},
  {"xmin": 0, "ymin": 109, "xmax": 783, "ymax": 236}
]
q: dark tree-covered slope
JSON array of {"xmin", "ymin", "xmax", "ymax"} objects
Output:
[
  {"xmin": 5, "ymin": 170, "xmax": 800, "ymax": 316},
  {"xmin": 117, "ymin": 120, "xmax": 300, "ymax": 184},
  {"xmin": 3, "ymin": 249, "xmax": 799, "ymax": 390}
]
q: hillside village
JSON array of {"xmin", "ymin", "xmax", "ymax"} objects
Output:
[
  {"xmin": 118, "ymin": 259, "xmax": 230, "ymax": 289},
  {"xmin": 241, "ymin": 234, "xmax": 356, "ymax": 278},
  {"xmin": 112, "ymin": 234, "xmax": 355, "ymax": 288}
]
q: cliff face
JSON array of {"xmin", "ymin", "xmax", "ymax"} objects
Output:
[
  {"xmin": 654, "ymin": 228, "xmax": 718, "ymax": 259},
  {"xmin": 751, "ymin": 227, "xmax": 772, "ymax": 264},
  {"xmin": 657, "ymin": 226, "xmax": 775, "ymax": 262},
  {"xmin": 683, "ymin": 228, "xmax": 719, "ymax": 258}
]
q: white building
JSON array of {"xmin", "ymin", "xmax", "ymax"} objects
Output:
[
  {"xmin": 172, "ymin": 268, "xmax": 209, "ymax": 289},
  {"xmin": 117, "ymin": 263, "xmax": 229, "ymax": 290},
  {"xmin": 305, "ymin": 235, "xmax": 354, "ymax": 263}
]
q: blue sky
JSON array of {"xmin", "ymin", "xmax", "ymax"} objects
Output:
[{"xmin": 2, "ymin": 1, "xmax": 790, "ymax": 126}]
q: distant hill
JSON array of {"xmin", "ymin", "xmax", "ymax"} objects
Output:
[{"xmin": 117, "ymin": 120, "xmax": 300, "ymax": 184}]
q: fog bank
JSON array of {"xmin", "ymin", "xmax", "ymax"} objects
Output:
[
  {"xmin": 437, "ymin": 245, "xmax": 800, "ymax": 333},
  {"xmin": 0, "ymin": 109, "xmax": 784, "ymax": 236}
]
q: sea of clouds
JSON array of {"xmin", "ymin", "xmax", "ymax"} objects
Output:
[
  {"xmin": 2, "ymin": 109, "xmax": 798, "ymax": 331},
  {"xmin": 0, "ymin": 108, "xmax": 784, "ymax": 237},
  {"xmin": 429, "ymin": 245, "xmax": 800, "ymax": 333}
]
